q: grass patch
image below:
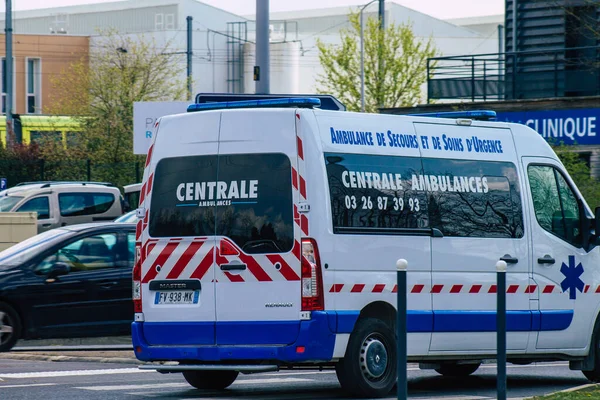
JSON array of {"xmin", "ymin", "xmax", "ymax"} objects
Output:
[{"xmin": 530, "ymin": 385, "xmax": 600, "ymax": 399}]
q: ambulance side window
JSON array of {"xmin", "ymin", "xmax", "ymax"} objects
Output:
[
  {"xmin": 528, "ymin": 165, "xmax": 581, "ymax": 247},
  {"xmin": 325, "ymin": 153, "xmax": 429, "ymax": 234},
  {"xmin": 422, "ymin": 159, "xmax": 524, "ymax": 239}
]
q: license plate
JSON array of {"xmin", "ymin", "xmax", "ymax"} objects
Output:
[{"xmin": 154, "ymin": 291, "xmax": 199, "ymax": 305}]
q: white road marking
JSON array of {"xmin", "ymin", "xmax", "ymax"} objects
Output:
[
  {"xmin": 234, "ymin": 377, "xmax": 311, "ymax": 385},
  {"xmin": 76, "ymin": 382, "xmax": 190, "ymax": 391},
  {"xmin": 0, "ymin": 383, "xmax": 57, "ymax": 389},
  {"xmin": 0, "ymin": 368, "xmax": 152, "ymax": 379},
  {"xmin": 76, "ymin": 377, "xmax": 312, "ymax": 392},
  {"xmin": 262, "ymin": 371, "xmax": 336, "ymax": 377}
]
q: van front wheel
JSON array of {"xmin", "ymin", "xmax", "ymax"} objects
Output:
[
  {"xmin": 335, "ymin": 318, "xmax": 397, "ymax": 398},
  {"xmin": 182, "ymin": 370, "xmax": 239, "ymax": 390}
]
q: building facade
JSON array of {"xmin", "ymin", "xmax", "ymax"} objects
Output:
[
  {"xmin": 505, "ymin": 0, "xmax": 600, "ymax": 100},
  {"xmin": 0, "ymin": 34, "xmax": 89, "ymax": 115},
  {"xmin": 1, "ymin": 0, "xmax": 502, "ymax": 101}
]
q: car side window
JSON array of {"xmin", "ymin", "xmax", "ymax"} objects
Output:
[
  {"xmin": 17, "ymin": 196, "xmax": 50, "ymax": 219},
  {"xmin": 36, "ymin": 233, "xmax": 119, "ymax": 274},
  {"xmin": 59, "ymin": 192, "xmax": 115, "ymax": 217},
  {"xmin": 528, "ymin": 165, "xmax": 581, "ymax": 247}
]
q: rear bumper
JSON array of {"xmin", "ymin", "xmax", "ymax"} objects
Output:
[{"xmin": 132, "ymin": 311, "xmax": 338, "ymax": 364}]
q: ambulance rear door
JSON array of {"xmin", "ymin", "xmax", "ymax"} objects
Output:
[
  {"xmin": 140, "ymin": 112, "xmax": 220, "ymax": 346},
  {"xmin": 214, "ymin": 108, "xmax": 302, "ymax": 346}
]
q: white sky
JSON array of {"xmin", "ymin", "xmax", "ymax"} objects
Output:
[{"xmin": 1, "ymin": 0, "xmax": 504, "ymax": 20}]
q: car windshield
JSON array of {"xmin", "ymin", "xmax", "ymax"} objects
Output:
[
  {"xmin": 0, "ymin": 196, "xmax": 23, "ymax": 211},
  {"xmin": 115, "ymin": 210, "xmax": 137, "ymax": 223},
  {"xmin": 0, "ymin": 228, "xmax": 71, "ymax": 266}
]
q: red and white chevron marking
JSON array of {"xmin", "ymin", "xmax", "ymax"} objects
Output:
[
  {"xmin": 137, "ymin": 117, "xmax": 307, "ymax": 285},
  {"xmin": 328, "ymin": 283, "xmax": 596, "ymax": 294},
  {"xmin": 294, "ymin": 113, "xmax": 309, "ymax": 236},
  {"xmin": 140, "ymin": 238, "xmax": 301, "ymax": 284}
]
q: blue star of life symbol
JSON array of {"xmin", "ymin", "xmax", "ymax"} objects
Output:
[{"xmin": 560, "ymin": 255, "xmax": 584, "ymax": 300}]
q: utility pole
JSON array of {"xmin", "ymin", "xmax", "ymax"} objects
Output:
[
  {"xmin": 378, "ymin": 0, "xmax": 385, "ymax": 109},
  {"xmin": 255, "ymin": 0, "xmax": 270, "ymax": 94},
  {"xmin": 186, "ymin": 16, "xmax": 193, "ymax": 101},
  {"xmin": 5, "ymin": 0, "xmax": 13, "ymax": 146}
]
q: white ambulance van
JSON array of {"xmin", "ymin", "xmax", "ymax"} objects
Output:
[{"xmin": 132, "ymin": 97, "xmax": 600, "ymax": 398}]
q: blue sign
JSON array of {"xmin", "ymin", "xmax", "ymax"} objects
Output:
[
  {"xmin": 0, "ymin": 178, "xmax": 6, "ymax": 191},
  {"xmin": 496, "ymin": 108, "xmax": 600, "ymax": 146}
]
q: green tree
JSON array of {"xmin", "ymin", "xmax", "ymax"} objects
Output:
[
  {"xmin": 48, "ymin": 30, "xmax": 188, "ymax": 187},
  {"xmin": 316, "ymin": 12, "xmax": 438, "ymax": 113}
]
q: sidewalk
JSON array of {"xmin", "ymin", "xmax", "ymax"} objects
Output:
[
  {"xmin": 0, "ymin": 350, "xmax": 140, "ymax": 364},
  {"xmin": 0, "ymin": 336, "xmax": 140, "ymax": 364}
]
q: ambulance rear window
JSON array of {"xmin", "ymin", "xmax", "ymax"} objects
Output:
[{"xmin": 149, "ymin": 153, "xmax": 294, "ymax": 254}]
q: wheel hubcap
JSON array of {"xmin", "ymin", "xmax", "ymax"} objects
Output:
[
  {"xmin": 0, "ymin": 311, "xmax": 14, "ymax": 345},
  {"xmin": 360, "ymin": 335, "xmax": 388, "ymax": 380}
]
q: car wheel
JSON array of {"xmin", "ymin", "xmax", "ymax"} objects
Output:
[
  {"xmin": 182, "ymin": 370, "xmax": 239, "ymax": 390},
  {"xmin": 0, "ymin": 302, "xmax": 21, "ymax": 352},
  {"xmin": 335, "ymin": 318, "xmax": 397, "ymax": 398},
  {"xmin": 583, "ymin": 333, "xmax": 600, "ymax": 382},
  {"xmin": 435, "ymin": 362, "xmax": 481, "ymax": 377}
]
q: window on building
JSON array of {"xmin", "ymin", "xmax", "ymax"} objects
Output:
[
  {"xmin": 0, "ymin": 58, "xmax": 15, "ymax": 115},
  {"xmin": 155, "ymin": 13, "xmax": 164, "ymax": 30},
  {"xmin": 2, "ymin": 58, "xmax": 6, "ymax": 114},
  {"xmin": 165, "ymin": 14, "xmax": 175, "ymax": 30},
  {"xmin": 26, "ymin": 58, "xmax": 41, "ymax": 114},
  {"xmin": 565, "ymin": 5, "xmax": 598, "ymax": 97}
]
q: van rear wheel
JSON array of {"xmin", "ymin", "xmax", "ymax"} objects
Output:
[
  {"xmin": 435, "ymin": 362, "xmax": 481, "ymax": 377},
  {"xmin": 182, "ymin": 370, "xmax": 239, "ymax": 390},
  {"xmin": 335, "ymin": 318, "xmax": 397, "ymax": 398}
]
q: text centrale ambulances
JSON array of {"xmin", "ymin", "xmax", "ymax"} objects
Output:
[
  {"xmin": 341, "ymin": 171, "xmax": 489, "ymax": 194},
  {"xmin": 176, "ymin": 180, "xmax": 259, "ymax": 203}
]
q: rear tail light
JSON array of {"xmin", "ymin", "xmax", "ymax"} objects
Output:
[
  {"xmin": 133, "ymin": 243, "xmax": 142, "ymax": 313},
  {"xmin": 301, "ymin": 238, "xmax": 324, "ymax": 311}
]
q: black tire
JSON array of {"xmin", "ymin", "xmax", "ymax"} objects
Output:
[
  {"xmin": 182, "ymin": 370, "xmax": 239, "ymax": 390},
  {"xmin": 435, "ymin": 362, "xmax": 481, "ymax": 377},
  {"xmin": 583, "ymin": 369, "xmax": 600, "ymax": 382},
  {"xmin": 0, "ymin": 302, "xmax": 21, "ymax": 352},
  {"xmin": 335, "ymin": 318, "xmax": 397, "ymax": 398}
]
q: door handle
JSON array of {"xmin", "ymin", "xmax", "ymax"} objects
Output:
[
  {"xmin": 500, "ymin": 254, "xmax": 518, "ymax": 264},
  {"xmin": 99, "ymin": 281, "xmax": 118, "ymax": 288},
  {"xmin": 537, "ymin": 255, "xmax": 555, "ymax": 265},
  {"xmin": 41, "ymin": 224, "xmax": 51, "ymax": 228},
  {"xmin": 220, "ymin": 263, "xmax": 247, "ymax": 271}
]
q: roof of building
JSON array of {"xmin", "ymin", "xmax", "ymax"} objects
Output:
[
  {"xmin": 0, "ymin": 0, "xmax": 243, "ymax": 21},
  {"xmin": 244, "ymin": 2, "xmax": 483, "ymax": 39}
]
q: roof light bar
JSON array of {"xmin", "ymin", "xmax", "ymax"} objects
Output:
[
  {"xmin": 187, "ymin": 97, "xmax": 321, "ymax": 113},
  {"xmin": 408, "ymin": 110, "xmax": 497, "ymax": 121}
]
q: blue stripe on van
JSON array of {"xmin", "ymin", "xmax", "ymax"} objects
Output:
[
  {"xmin": 133, "ymin": 311, "xmax": 335, "ymax": 363},
  {"xmin": 335, "ymin": 310, "xmax": 573, "ymax": 333}
]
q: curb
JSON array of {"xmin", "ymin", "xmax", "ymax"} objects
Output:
[{"xmin": 0, "ymin": 352, "xmax": 142, "ymax": 365}]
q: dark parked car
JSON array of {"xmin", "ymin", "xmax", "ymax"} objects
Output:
[{"xmin": 0, "ymin": 222, "xmax": 136, "ymax": 351}]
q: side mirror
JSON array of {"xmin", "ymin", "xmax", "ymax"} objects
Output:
[
  {"xmin": 595, "ymin": 206, "xmax": 600, "ymax": 231},
  {"xmin": 47, "ymin": 262, "xmax": 70, "ymax": 279}
]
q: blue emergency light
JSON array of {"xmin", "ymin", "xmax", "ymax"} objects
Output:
[
  {"xmin": 408, "ymin": 110, "xmax": 497, "ymax": 121},
  {"xmin": 187, "ymin": 97, "xmax": 321, "ymax": 113}
]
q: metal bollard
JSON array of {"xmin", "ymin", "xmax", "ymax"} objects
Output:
[
  {"xmin": 496, "ymin": 260, "xmax": 507, "ymax": 400},
  {"xmin": 396, "ymin": 258, "xmax": 408, "ymax": 400}
]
